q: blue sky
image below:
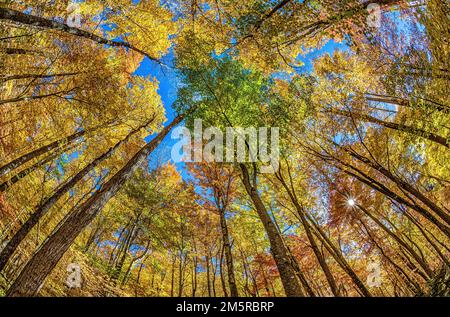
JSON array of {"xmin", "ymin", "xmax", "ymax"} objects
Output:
[{"xmin": 133, "ymin": 39, "xmax": 350, "ymax": 179}]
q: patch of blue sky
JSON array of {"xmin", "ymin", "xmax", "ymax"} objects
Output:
[
  {"xmin": 133, "ymin": 50, "xmax": 196, "ymax": 179},
  {"xmin": 301, "ymin": 40, "xmax": 350, "ymax": 71}
]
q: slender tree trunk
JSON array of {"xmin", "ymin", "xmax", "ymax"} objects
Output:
[
  {"xmin": 403, "ymin": 210, "xmax": 450, "ymax": 267},
  {"xmin": 219, "ymin": 246, "xmax": 229, "ymax": 297},
  {"xmin": 211, "ymin": 250, "xmax": 217, "ymax": 297},
  {"xmin": 0, "ymin": 72, "xmax": 81, "ymax": 83},
  {"xmin": 365, "ymin": 93, "xmax": 450, "ymax": 114},
  {"xmin": 178, "ymin": 250, "xmax": 184, "ymax": 297},
  {"xmin": 239, "ymin": 163, "xmax": 303, "ymax": 296},
  {"xmin": 0, "ymin": 8, "xmax": 160, "ymax": 63},
  {"xmin": 327, "ymin": 108, "xmax": 449, "ymax": 147},
  {"xmin": 315, "ymin": 149, "xmax": 450, "ymax": 237},
  {"xmin": 359, "ymin": 219, "xmax": 423, "ymax": 295},
  {"xmin": 192, "ymin": 255, "xmax": 198, "ymax": 297},
  {"xmin": 342, "ymin": 166, "xmax": 450, "ymax": 238},
  {"xmin": 276, "ymin": 169, "xmax": 340, "ymax": 296},
  {"xmin": 0, "ymin": 117, "xmax": 155, "ymax": 272},
  {"xmin": 306, "ymin": 214, "xmax": 373, "ymax": 297},
  {"xmin": 218, "ymin": 208, "xmax": 239, "ymax": 297},
  {"xmin": 357, "ymin": 204, "xmax": 434, "ymax": 279},
  {"xmin": 112, "ymin": 223, "xmax": 138, "ymax": 283},
  {"xmin": 0, "ymin": 141, "xmax": 76, "ymax": 192},
  {"xmin": 0, "ymin": 130, "xmax": 85, "ymax": 178},
  {"xmin": 121, "ymin": 241, "xmax": 150, "ymax": 287},
  {"xmin": 84, "ymin": 221, "xmax": 103, "ymax": 253},
  {"xmin": 344, "ymin": 148, "xmax": 450, "ymax": 226},
  {"xmin": 108, "ymin": 223, "xmax": 130, "ymax": 266},
  {"xmin": 6, "ymin": 114, "xmax": 184, "ymax": 297},
  {"xmin": 206, "ymin": 253, "xmax": 211, "ymax": 297},
  {"xmin": 170, "ymin": 254, "xmax": 176, "ymax": 297}
]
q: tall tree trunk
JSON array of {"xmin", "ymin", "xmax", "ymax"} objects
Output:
[
  {"xmin": 239, "ymin": 163, "xmax": 303, "ymax": 296},
  {"xmin": 206, "ymin": 253, "xmax": 211, "ymax": 297},
  {"xmin": 0, "ymin": 8, "xmax": 160, "ymax": 63},
  {"xmin": 108, "ymin": 222, "xmax": 130, "ymax": 266},
  {"xmin": 170, "ymin": 254, "xmax": 176, "ymax": 297},
  {"xmin": 191, "ymin": 256, "xmax": 198, "ymax": 297},
  {"xmin": 0, "ymin": 117, "xmax": 155, "ymax": 272},
  {"xmin": 0, "ymin": 117, "xmax": 119, "ymax": 178},
  {"xmin": 315, "ymin": 149, "xmax": 450, "ymax": 237},
  {"xmin": 219, "ymin": 246, "xmax": 229, "ymax": 297},
  {"xmin": 342, "ymin": 166, "xmax": 450, "ymax": 238},
  {"xmin": 357, "ymin": 204, "xmax": 434, "ymax": 279},
  {"xmin": 121, "ymin": 241, "xmax": 150, "ymax": 287},
  {"xmin": 0, "ymin": 141, "xmax": 77, "ymax": 192},
  {"xmin": 0, "ymin": 72, "xmax": 81, "ymax": 84},
  {"xmin": 276, "ymin": 170, "xmax": 341, "ymax": 296},
  {"xmin": 359, "ymin": 219, "xmax": 423, "ymax": 295},
  {"xmin": 0, "ymin": 129, "xmax": 86, "ymax": 178},
  {"xmin": 112, "ymin": 223, "xmax": 138, "ymax": 283},
  {"xmin": 306, "ymin": 214, "xmax": 373, "ymax": 297},
  {"xmin": 211, "ymin": 251, "xmax": 217, "ymax": 297},
  {"xmin": 343, "ymin": 147, "xmax": 450, "ymax": 226},
  {"xmin": 178, "ymin": 250, "xmax": 184, "ymax": 297},
  {"xmin": 365, "ymin": 93, "xmax": 450, "ymax": 114},
  {"xmin": 6, "ymin": 114, "xmax": 184, "ymax": 297},
  {"xmin": 327, "ymin": 108, "xmax": 449, "ymax": 147},
  {"xmin": 218, "ymin": 208, "xmax": 239, "ymax": 297}
]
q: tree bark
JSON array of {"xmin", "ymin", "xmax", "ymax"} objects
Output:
[
  {"xmin": 0, "ymin": 117, "xmax": 155, "ymax": 272},
  {"xmin": 0, "ymin": 130, "xmax": 85, "ymax": 178},
  {"xmin": 239, "ymin": 163, "xmax": 304, "ymax": 296},
  {"xmin": 0, "ymin": 7, "xmax": 160, "ymax": 63},
  {"xmin": 0, "ymin": 142, "xmax": 76, "ymax": 192},
  {"xmin": 276, "ymin": 169, "xmax": 341, "ymax": 296},
  {"xmin": 6, "ymin": 114, "xmax": 184, "ymax": 296},
  {"xmin": 357, "ymin": 204, "xmax": 434, "ymax": 279},
  {"xmin": 218, "ymin": 208, "xmax": 239, "ymax": 297},
  {"xmin": 327, "ymin": 108, "xmax": 449, "ymax": 147},
  {"xmin": 365, "ymin": 93, "xmax": 450, "ymax": 114},
  {"xmin": 305, "ymin": 213, "xmax": 372, "ymax": 297},
  {"xmin": 343, "ymin": 147, "xmax": 450, "ymax": 226}
]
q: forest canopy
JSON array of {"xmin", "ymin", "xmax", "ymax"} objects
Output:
[{"xmin": 0, "ymin": 0, "xmax": 448, "ymax": 298}]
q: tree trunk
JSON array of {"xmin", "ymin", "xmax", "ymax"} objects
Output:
[
  {"xmin": 219, "ymin": 246, "xmax": 229, "ymax": 297},
  {"xmin": 0, "ymin": 129, "xmax": 85, "ymax": 178},
  {"xmin": 0, "ymin": 117, "xmax": 155, "ymax": 272},
  {"xmin": 239, "ymin": 163, "xmax": 303, "ymax": 296},
  {"xmin": 0, "ymin": 141, "xmax": 76, "ymax": 192},
  {"xmin": 0, "ymin": 8, "xmax": 159, "ymax": 63},
  {"xmin": 206, "ymin": 253, "xmax": 211, "ymax": 297},
  {"xmin": 218, "ymin": 208, "xmax": 239, "ymax": 297},
  {"xmin": 357, "ymin": 204, "xmax": 434, "ymax": 279},
  {"xmin": 276, "ymin": 170, "xmax": 341, "ymax": 296},
  {"xmin": 306, "ymin": 214, "xmax": 373, "ymax": 297},
  {"xmin": 344, "ymin": 148, "xmax": 450, "ymax": 226},
  {"xmin": 328, "ymin": 108, "xmax": 449, "ymax": 147},
  {"xmin": 6, "ymin": 114, "xmax": 184, "ymax": 297}
]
